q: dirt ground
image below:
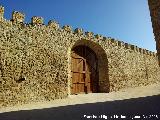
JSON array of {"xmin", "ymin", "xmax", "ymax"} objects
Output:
[{"xmin": 0, "ymin": 83, "xmax": 160, "ymax": 120}]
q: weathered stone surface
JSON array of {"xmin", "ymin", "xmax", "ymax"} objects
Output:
[
  {"xmin": 148, "ymin": 0, "xmax": 160, "ymax": 65},
  {"xmin": 95, "ymin": 34, "xmax": 103, "ymax": 39},
  {"xmin": 62, "ymin": 25, "xmax": 72, "ymax": 32},
  {"xmin": 0, "ymin": 6, "xmax": 159, "ymax": 108},
  {"xmin": 85, "ymin": 31, "xmax": 94, "ymax": 38},
  {"xmin": 0, "ymin": 6, "xmax": 4, "ymax": 20},
  {"xmin": 74, "ymin": 28, "xmax": 83, "ymax": 35},
  {"xmin": 31, "ymin": 16, "xmax": 43, "ymax": 25},
  {"xmin": 12, "ymin": 11, "xmax": 25, "ymax": 23},
  {"xmin": 48, "ymin": 20, "xmax": 59, "ymax": 30}
]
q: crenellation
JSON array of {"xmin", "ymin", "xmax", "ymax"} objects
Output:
[
  {"xmin": 150, "ymin": 51, "xmax": 154, "ymax": 56},
  {"xmin": 149, "ymin": 51, "xmax": 152, "ymax": 56},
  {"xmin": 110, "ymin": 38, "xmax": 115, "ymax": 43},
  {"xmin": 95, "ymin": 34, "xmax": 103, "ymax": 39},
  {"xmin": 48, "ymin": 20, "xmax": 59, "ymax": 30},
  {"xmin": 110, "ymin": 38, "xmax": 118, "ymax": 46},
  {"xmin": 135, "ymin": 46, "xmax": 138, "ymax": 52},
  {"xmin": 12, "ymin": 11, "xmax": 25, "ymax": 23},
  {"xmin": 125, "ymin": 43, "xmax": 143, "ymax": 53},
  {"xmin": 85, "ymin": 31, "xmax": 94, "ymax": 38},
  {"xmin": 150, "ymin": 51, "xmax": 153, "ymax": 56},
  {"xmin": 149, "ymin": 51, "xmax": 154, "ymax": 57},
  {"xmin": 125, "ymin": 43, "xmax": 132, "ymax": 49},
  {"xmin": 142, "ymin": 49, "xmax": 145, "ymax": 54},
  {"xmin": 62, "ymin": 25, "xmax": 72, "ymax": 32},
  {"xmin": 74, "ymin": 28, "xmax": 83, "ymax": 35},
  {"xmin": 108, "ymin": 37, "xmax": 112, "ymax": 39},
  {"xmin": 0, "ymin": 6, "xmax": 4, "ymax": 20},
  {"xmin": 118, "ymin": 41, "xmax": 121, "ymax": 46},
  {"xmin": 151, "ymin": 52, "xmax": 156, "ymax": 57},
  {"xmin": 131, "ymin": 45, "xmax": 136, "ymax": 51},
  {"xmin": 146, "ymin": 50, "xmax": 150, "ymax": 55},
  {"xmin": 128, "ymin": 43, "xmax": 131, "ymax": 50},
  {"xmin": 148, "ymin": 51, "xmax": 152, "ymax": 56},
  {"xmin": 117, "ymin": 41, "xmax": 125, "ymax": 47},
  {"xmin": 125, "ymin": 43, "xmax": 128, "ymax": 49},
  {"xmin": 145, "ymin": 49, "xmax": 148, "ymax": 55},
  {"xmin": 31, "ymin": 16, "xmax": 44, "ymax": 25},
  {"xmin": 153, "ymin": 52, "xmax": 157, "ymax": 57},
  {"xmin": 102, "ymin": 36, "xmax": 107, "ymax": 41},
  {"xmin": 143, "ymin": 49, "xmax": 147, "ymax": 54},
  {"xmin": 139, "ymin": 48, "xmax": 142, "ymax": 53}
]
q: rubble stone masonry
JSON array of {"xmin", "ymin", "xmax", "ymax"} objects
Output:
[{"xmin": 0, "ymin": 6, "xmax": 160, "ymax": 108}]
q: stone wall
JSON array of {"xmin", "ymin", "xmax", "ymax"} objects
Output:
[
  {"xmin": 0, "ymin": 6, "xmax": 160, "ymax": 108},
  {"xmin": 148, "ymin": 0, "xmax": 160, "ymax": 65}
]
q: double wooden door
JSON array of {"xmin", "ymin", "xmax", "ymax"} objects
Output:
[{"xmin": 71, "ymin": 46, "xmax": 99, "ymax": 94}]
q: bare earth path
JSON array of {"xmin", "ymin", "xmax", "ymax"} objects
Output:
[{"xmin": 0, "ymin": 83, "xmax": 160, "ymax": 120}]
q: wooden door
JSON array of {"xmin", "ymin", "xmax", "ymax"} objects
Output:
[{"xmin": 71, "ymin": 46, "xmax": 98, "ymax": 94}]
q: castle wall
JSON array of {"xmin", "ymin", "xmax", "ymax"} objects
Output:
[{"xmin": 0, "ymin": 7, "xmax": 160, "ymax": 107}]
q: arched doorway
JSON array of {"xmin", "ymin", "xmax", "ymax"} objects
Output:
[{"xmin": 71, "ymin": 45, "xmax": 99, "ymax": 94}]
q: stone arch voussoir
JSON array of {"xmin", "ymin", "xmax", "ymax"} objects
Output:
[{"xmin": 68, "ymin": 39, "xmax": 110, "ymax": 94}]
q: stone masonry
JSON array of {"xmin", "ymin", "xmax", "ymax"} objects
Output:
[
  {"xmin": 148, "ymin": 0, "xmax": 160, "ymax": 65},
  {"xmin": 0, "ymin": 6, "xmax": 160, "ymax": 108}
]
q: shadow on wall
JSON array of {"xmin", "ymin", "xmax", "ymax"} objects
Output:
[{"xmin": 0, "ymin": 95, "xmax": 160, "ymax": 120}]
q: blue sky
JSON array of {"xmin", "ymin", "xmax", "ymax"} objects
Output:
[{"xmin": 0, "ymin": 0, "xmax": 156, "ymax": 51}]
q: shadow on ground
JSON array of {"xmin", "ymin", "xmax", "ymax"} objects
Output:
[{"xmin": 0, "ymin": 95, "xmax": 160, "ymax": 120}]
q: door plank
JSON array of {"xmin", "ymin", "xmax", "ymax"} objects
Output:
[{"xmin": 71, "ymin": 46, "xmax": 98, "ymax": 94}]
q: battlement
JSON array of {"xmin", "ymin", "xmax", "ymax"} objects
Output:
[
  {"xmin": 0, "ymin": 6, "xmax": 4, "ymax": 20},
  {"xmin": 74, "ymin": 28, "xmax": 83, "ymax": 35},
  {"xmin": 31, "ymin": 16, "xmax": 44, "ymax": 25},
  {"xmin": 48, "ymin": 20, "xmax": 59, "ymax": 30},
  {"xmin": 12, "ymin": 11, "xmax": 25, "ymax": 23},
  {"xmin": 0, "ymin": 5, "xmax": 157, "ymax": 57}
]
